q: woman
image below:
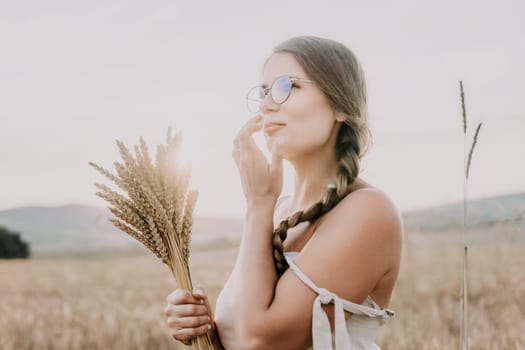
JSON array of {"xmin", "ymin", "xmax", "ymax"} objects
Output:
[{"xmin": 164, "ymin": 35, "xmax": 403, "ymax": 350}]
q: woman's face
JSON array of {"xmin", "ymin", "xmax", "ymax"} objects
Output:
[{"xmin": 260, "ymin": 52, "xmax": 341, "ymax": 160}]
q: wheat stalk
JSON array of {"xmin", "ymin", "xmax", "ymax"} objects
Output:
[
  {"xmin": 459, "ymin": 81, "xmax": 483, "ymax": 350},
  {"xmin": 89, "ymin": 128, "xmax": 213, "ymax": 350},
  {"xmin": 466, "ymin": 122, "xmax": 483, "ymax": 180},
  {"xmin": 460, "ymin": 81, "xmax": 467, "ymax": 134}
]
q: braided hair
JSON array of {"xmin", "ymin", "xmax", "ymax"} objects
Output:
[{"xmin": 267, "ymin": 36, "xmax": 373, "ymax": 276}]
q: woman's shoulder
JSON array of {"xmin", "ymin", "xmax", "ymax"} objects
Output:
[
  {"xmin": 292, "ymin": 185, "xmax": 402, "ymax": 310},
  {"xmin": 343, "ymin": 185, "xmax": 401, "ymax": 221},
  {"xmin": 322, "ymin": 186, "xmax": 403, "ymax": 248}
]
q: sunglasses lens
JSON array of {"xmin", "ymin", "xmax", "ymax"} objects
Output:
[
  {"xmin": 246, "ymin": 86, "xmax": 264, "ymax": 114},
  {"xmin": 271, "ymin": 76, "xmax": 292, "ymax": 104}
]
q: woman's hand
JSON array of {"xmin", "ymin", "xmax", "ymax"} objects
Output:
[
  {"xmin": 164, "ymin": 286, "xmax": 216, "ymax": 346},
  {"xmin": 232, "ymin": 115, "xmax": 284, "ymax": 207}
]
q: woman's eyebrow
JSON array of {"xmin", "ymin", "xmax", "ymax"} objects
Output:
[
  {"xmin": 261, "ymin": 74, "xmax": 301, "ymax": 88},
  {"xmin": 261, "ymin": 78, "xmax": 274, "ymax": 89}
]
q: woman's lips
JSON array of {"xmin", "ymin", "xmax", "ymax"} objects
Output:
[{"xmin": 264, "ymin": 122, "xmax": 285, "ymax": 134}]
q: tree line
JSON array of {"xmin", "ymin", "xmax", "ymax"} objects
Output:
[{"xmin": 0, "ymin": 226, "xmax": 30, "ymax": 258}]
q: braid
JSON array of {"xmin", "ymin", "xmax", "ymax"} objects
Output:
[
  {"xmin": 271, "ymin": 123, "xmax": 362, "ymax": 276},
  {"xmin": 271, "ymin": 188, "xmax": 337, "ymax": 275},
  {"xmin": 335, "ymin": 123, "xmax": 362, "ymax": 197}
]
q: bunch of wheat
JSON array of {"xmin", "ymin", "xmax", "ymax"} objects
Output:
[{"xmin": 88, "ymin": 127, "xmax": 213, "ymax": 350}]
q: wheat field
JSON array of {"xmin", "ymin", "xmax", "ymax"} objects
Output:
[{"xmin": 1, "ymin": 227, "xmax": 524, "ymax": 350}]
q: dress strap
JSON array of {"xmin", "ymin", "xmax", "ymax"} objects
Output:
[{"xmin": 284, "ymin": 253, "xmax": 395, "ymax": 350}]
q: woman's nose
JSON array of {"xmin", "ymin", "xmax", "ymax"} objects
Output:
[{"xmin": 259, "ymin": 92, "xmax": 279, "ymax": 114}]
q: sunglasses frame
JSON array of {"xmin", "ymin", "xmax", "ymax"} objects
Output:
[{"xmin": 246, "ymin": 75, "xmax": 315, "ymax": 114}]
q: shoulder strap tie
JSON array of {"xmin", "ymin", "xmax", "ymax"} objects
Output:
[{"xmin": 284, "ymin": 253, "xmax": 394, "ymax": 350}]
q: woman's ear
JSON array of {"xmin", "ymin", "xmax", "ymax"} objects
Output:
[{"xmin": 335, "ymin": 111, "xmax": 346, "ymax": 122}]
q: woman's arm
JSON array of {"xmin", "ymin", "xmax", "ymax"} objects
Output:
[
  {"xmin": 234, "ymin": 200, "xmax": 280, "ymax": 348},
  {"xmin": 233, "ymin": 190, "xmax": 403, "ymax": 350}
]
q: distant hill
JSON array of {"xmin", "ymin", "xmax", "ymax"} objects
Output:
[
  {"xmin": 1, "ymin": 191, "xmax": 523, "ymax": 253},
  {"xmin": 0, "ymin": 205, "xmax": 243, "ymax": 253},
  {"xmin": 402, "ymin": 191, "xmax": 525, "ymax": 231}
]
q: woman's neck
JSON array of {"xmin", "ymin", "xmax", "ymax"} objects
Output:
[{"xmin": 288, "ymin": 157, "xmax": 339, "ymax": 212}]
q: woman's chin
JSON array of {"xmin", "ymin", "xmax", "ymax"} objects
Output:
[
  {"xmin": 265, "ymin": 138, "xmax": 278, "ymax": 152},
  {"xmin": 266, "ymin": 140, "xmax": 288, "ymax": 159}
]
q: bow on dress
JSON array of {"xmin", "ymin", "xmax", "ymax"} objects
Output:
[{"xmin": 284, "ymin": 253, "xmax": 395, "ymax": 350}]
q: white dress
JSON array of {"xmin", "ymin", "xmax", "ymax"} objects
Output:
[{"xmin": 214, "ymin": 222, "xmax": 395, "ymax": 350}]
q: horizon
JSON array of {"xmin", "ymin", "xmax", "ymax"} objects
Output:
[{"xmin": 1, "ymin": 188, "xmax": 523, "ymax": 220}]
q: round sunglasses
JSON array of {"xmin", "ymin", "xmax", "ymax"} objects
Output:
[{"xmin": 245, "ymin": 75, "xmax": 315, "ymax": 114}]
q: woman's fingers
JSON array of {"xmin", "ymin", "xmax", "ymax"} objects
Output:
[
  {"xmin": 164, "ymin": 288, "xmax": 209, "ymax": 319},
  {"xmin": 167, "ymin": 315, "xmax": 211, "ymax": 328},
  {"xmin": 192, "ymin": 286, "xmax": 213, "ymax": 316},
  {"xmin": 165, "ymin": 287, "xmax": 214, "ymax": 345},
  {"xmin": 232, "ymin": 145, "xmax": 240, "ymax": 167},
  {"xmin": 233, "ymin": 115, "xmax": 263, "ymax": 155},
  {"xmin": 169, "ymin": 323, "xmax": 211, "ymax": 341},
  {"xmin": 166, "ymin": 288, "xmax": 203, "ymax": 306},
  {"xmin": 165, "ymin": 303, "xmax": 208, "ymax": 317},
  {"xmin": 231, "ymin": 115, "xmax": 263, "ymax": 163},
  {"xmin": 235, "ymin": 114, "xmax": 263, "ymax": 140}
]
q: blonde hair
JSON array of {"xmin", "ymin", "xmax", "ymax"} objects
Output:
[{"xmin": 267, "ymin": 36, "xmax": 373, "ymax": 276}]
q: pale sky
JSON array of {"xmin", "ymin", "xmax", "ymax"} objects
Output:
[{"xmin": 1, "ymin": 0, "xmax": 524, "ymax": 219}]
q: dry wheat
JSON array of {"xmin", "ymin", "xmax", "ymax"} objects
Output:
[{"xmin": 89, "ymin": 128, "xmax": 213, "ymax": 350}]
